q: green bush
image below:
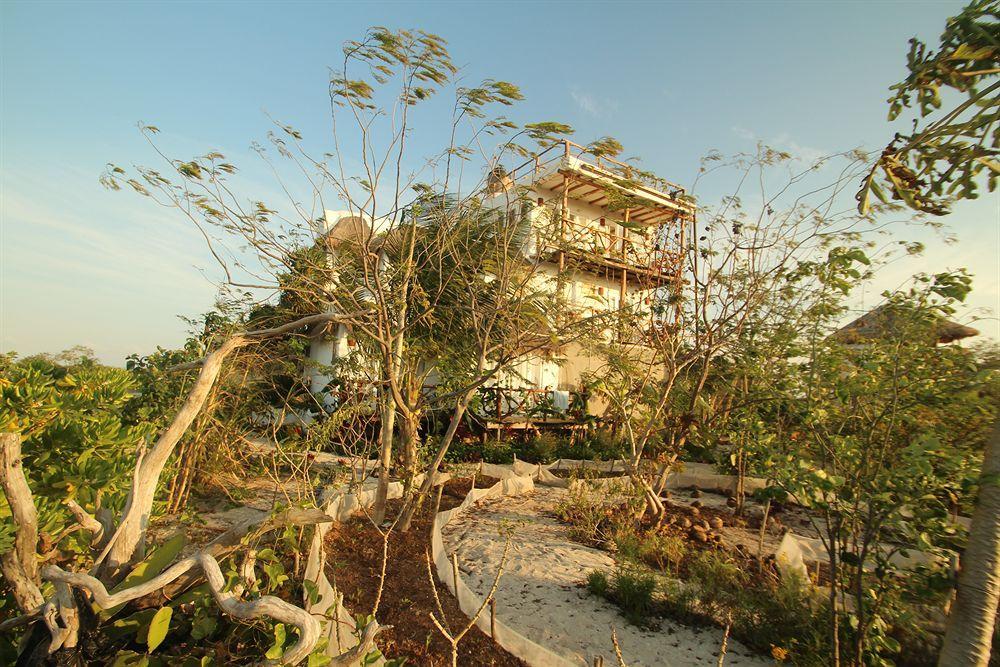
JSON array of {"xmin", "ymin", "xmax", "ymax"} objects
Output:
[
  {"xmin": 0, "ymin": 354, "xmax": 156, "ymax": 561},
  {"xmin": 523, "ymin": 432, "xmax": 561, "ymax": 463},
  {"xmin": 555, "ymin": 485, "xmax": 606, "ymax": 543},
  {"xmin": 638, "ymin": 533, "xmax": 687, "ymax": 574},
  {"xmin": 612, "ymin": 566, "xmax": 657, "ymax": 626},
  {"xmin": 483, "ymin": 440, "xmax": 516, "ymax": 463},
  {"xmin": 613, "ymin": 531, "xmax": 642, "ymax": 561},
  {"xmin": 730, "ymin": 573, "xmax": 832, "ymax": 665},
  {"xmin": 687, "ymin": 550, "xmax": 745, "ymax": 614},
  {"xmin": 586, "ymin": 569, "xmax": 609, "ymax": 597},
  {"xmin": 575, "ymin": 428, "xmax": 626, "ymax": 460}
]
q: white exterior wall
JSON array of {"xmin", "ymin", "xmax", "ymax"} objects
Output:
[{"xmin": 305, "ymin": 210, "xmax": 367, "ymax": 407}]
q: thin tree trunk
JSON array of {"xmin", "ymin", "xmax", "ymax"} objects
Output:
[
  {"xmin": 397, "ymin": 396, "xmax": 471, "ymax": 532},
  {"xmin": 372, "ymin": 392, "xmax": 397, "ymax": 525},
  {"xmin": 938, "ymin": 420, "xmax": 1000, "ymax": 666},
  {"xmin": 399, "ymin": 405, "xmax": 420, "ymax": 494}
]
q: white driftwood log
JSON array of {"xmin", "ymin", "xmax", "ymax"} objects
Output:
[
  {"xmin": 101, "ymin": 336, "xmax": 247, "ymax": 574},
  {"xmin": 66, "ymin": 498, "xmax": 106, "ymax": 547},
  {"xmin": 43, "ymin": 551, "xmax": 322, "ymax": 665},
  {"xmin": 101, "ymin": 310, "xmax": 370, "ymax": 575},
  {"xmin": 0, "ymin": 432, "xmax": 44, "ymax": 612}
]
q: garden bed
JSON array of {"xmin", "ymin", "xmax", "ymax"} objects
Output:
[{"xmin": 324, "ymin": 477, "xmax": 525, "ymax": 666}]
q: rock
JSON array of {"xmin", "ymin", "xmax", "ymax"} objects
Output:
[
  {"xmin": 680, "ymin": 517, "xmax": 692, "ymax": 529},
  {"xmin": 689, "ymin": 507, "xmax": 701, "ymax": 518},
  {"xmin": 710, "ymin": 517, "xmax": 724, "ymax": 530},
  {"xmin": 691, "ymin": 500, "xmax": 702, "ymax": 509},
  {"xmin": 691, "ymin": 488, "xmax": 702, "ymax": 498},
  {"xmin": 726, "ymin": 497, "xmax": 738, "ymax": 508}
]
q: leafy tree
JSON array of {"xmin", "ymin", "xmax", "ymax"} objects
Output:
[
  {"xmin": 858, "ymin": 0, "xmax": 999, "ymax": 215},
  {"xmin": 0, "ymin": 352, "xmax": 154, "ymax": 565},
  {"xmin": 767, "ymin": 270, "xmax": 996, "ymax": 665},
  {"xmin": 854, "ymin": 3, "xmax": 1000, "ymax": 662}
]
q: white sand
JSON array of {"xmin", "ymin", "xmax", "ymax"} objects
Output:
[{"xmin": 441, "ymin": 486, "xmax": 773, "ymax": 667}]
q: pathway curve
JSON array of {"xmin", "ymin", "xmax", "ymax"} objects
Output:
[{"xmin": 441, "ymin": 485, "xmax": 773, "ymax": 667}]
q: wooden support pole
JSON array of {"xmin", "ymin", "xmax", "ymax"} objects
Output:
[
  {"xmin": 433, "ymin": 484, "xmax": 444, "ymax": 518},
  {"xmin": 559, "ymin": 172, "xmax": 569, "ymax": 274},
  {"xmin": 452, "ymin": 552, "xmax": 460, "ymax": 593},
  {"xmin": 490, "ymin": 597, "xmax": 497, "ymax": 640}
]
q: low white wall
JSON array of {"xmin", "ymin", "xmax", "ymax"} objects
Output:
[{"xmin": 431, "ymin": 473, "xmax": 578, "ymax": 667}]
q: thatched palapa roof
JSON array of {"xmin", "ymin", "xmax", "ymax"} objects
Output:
[{"xmin": 831, "ymin": 304, "xmax": 979, "ymax": 346}]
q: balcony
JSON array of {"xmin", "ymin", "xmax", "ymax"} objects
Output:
[
  {"xmin": 475, "ymin": 386, "xmax": 589, "ymax": 426},
  {"xmin": 487, "ymin": 139, "xmax": 692, "ymax": 283}
]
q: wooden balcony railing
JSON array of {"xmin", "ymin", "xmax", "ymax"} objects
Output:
[
  {"xmin": 475, "ymin": 386, "xmax": 588, "ymax": 422},
  {"xmin": 530, "ymin": 209, "xmax": 682, "ymax": 277}
]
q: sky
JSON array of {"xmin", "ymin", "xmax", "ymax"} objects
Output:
[{"xmin": 2, "ymin": 0, "xmax": 998, "ymax": 365}]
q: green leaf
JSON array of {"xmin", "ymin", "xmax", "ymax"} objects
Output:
[
  {"xmin": 107, "ymin": 608, "xmax": 157, "ymax": 641},
  {"xmin": 111, "ymin": 651, "xmax": 152, "ymax": 667},
  {"xmin": 308, "ymin": 652, "xmax": 333, "ymax": 667},
  {"xmin": 266, "ymin": 623, "xmax": 287, "ymax": 660},
  {"xmin": 145, "ymin": 606, "xmax": 172, "ymax": 653}
]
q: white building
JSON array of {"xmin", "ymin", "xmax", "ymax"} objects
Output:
[{"xmin": 305, "ymin": 139, "xmax": 696, "ymax": 428}]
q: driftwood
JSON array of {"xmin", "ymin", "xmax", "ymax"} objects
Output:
[
  {"xmin": 0, "ymin": 310, "xmax": 378, "ymax": 665},
  {"xmin": 99, "ymin": 336, "xmax": 248, "ymax": 576},
  {"xmin": 99, "ymin": 310, "xmax": 367, "ymax": 577},
  {"xmin": 43, "ymin": 553, "xmax": 321, "ymax": 664},
  {"xmin": 0, "ymin": 433, "xmax": 44, "ymax": 612}
]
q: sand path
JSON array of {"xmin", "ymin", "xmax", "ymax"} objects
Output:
[{"xmin": 441, "ymin": 486, "xmax": 773, "ymax": 667}]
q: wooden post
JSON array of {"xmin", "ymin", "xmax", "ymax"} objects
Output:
[
  {"xmin": 433, "ymin": 484, "xmax": 444, "ymax": 518},
  {"xmin": 452, "ymin": 552, "xmax": 460, "ymax": 593},
  {"xmin": 622, "ymin": 208, "xmax": 630, "ymax": 258},
  {"xmin": 620, "ymin": 209, "xmax": 630, "ymax": 327},
  {"xmin": 490, "ymin": 597, "xmax": 497, "ymax": 639},
  {"xmin": 594, "ymin": 656, "xmax": 604, "ymax": 667},
  {"xmin": 676, "ymin": 212, "xmax": 688, "ymax": 325},
  {"xmin": 559, "ymin": 173, "xmax": 569, "ymax": 273}
]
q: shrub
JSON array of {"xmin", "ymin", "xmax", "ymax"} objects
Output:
[
  {"xmin": 555, "ymin": 485, "xmax": 606, "ymax": 543},
  {"xmin": 578, "ymin": 428, "xmax": 626, "ymax": 460},
  {"xmin": 0, "ymin": 355, "xmax": 156, "ymax": 561},
  {"xmin": 731, "ymin": 573, "xmax": 832, "ymax": 664},
  {"xmin": 638, "ymin": 533, "xmax": 687, "ymax": 575},
  {"xmin": 613, "ymin": 531, "xmax": 642, "ymax": 561},
  {"xmin": 526, "ymin": 432, "xmax": 565, "ymax": 463},
  {"xmin": 612, "ymin": 566, "xmax": 657, "ymax": 626},
  {"xmin": 687, "ymin": 550, "xmax": 745, "ymax": 614},
  {"xmin": 482, "ymin": 438, "xmax": 516, "ymax": 464},
  {"xmin": 586, "ymin": 569, "xmax": 609, "ymax": 597}
]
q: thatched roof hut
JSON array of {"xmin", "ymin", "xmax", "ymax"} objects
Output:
[{"xmin": 831, "ymin": 304, "xmax": 979, "ymax": 346}]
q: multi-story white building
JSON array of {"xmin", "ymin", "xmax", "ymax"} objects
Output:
[{"xmin": 306, "ymin": 139, "xmax": 695, "ymax": 428}]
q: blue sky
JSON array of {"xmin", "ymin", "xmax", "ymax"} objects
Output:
[{"xmin": 2, "ymin": 0, "xmax": 997, "ymax": 364}]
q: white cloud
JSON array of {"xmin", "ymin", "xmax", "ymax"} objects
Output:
[
  {"xmin": 570, "ymin": 86, "xmax": 620, "ymax": 118},
  {"xmin": 730, "ymin": 126, "xmax": 829, "ymax": 164}
]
